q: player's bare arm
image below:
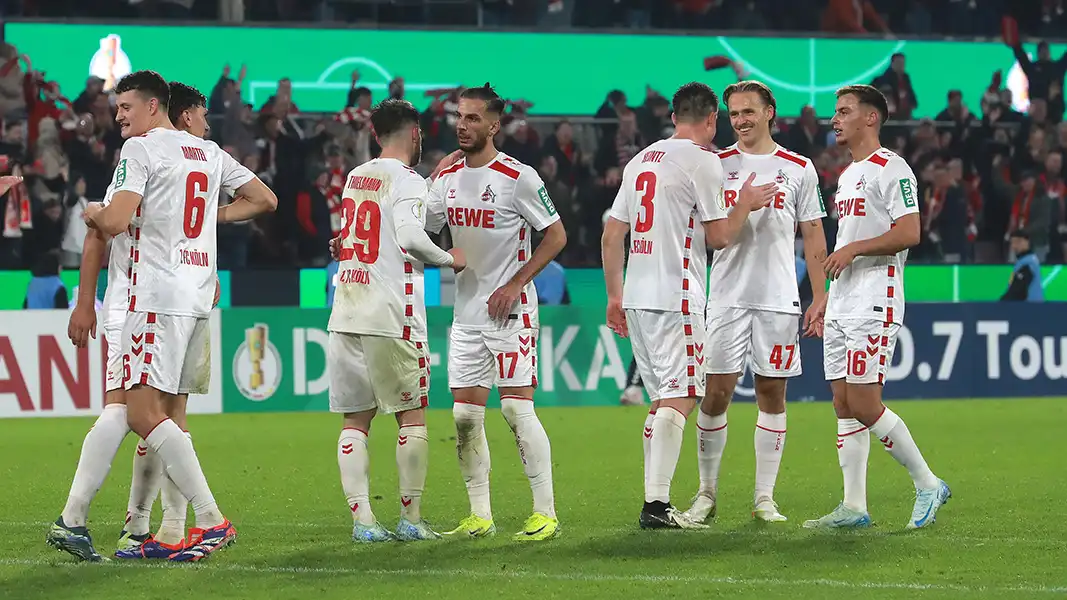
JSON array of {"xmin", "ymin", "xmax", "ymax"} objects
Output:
[
  {"xmin": 800, "ymin": 218, "xmax": 828, "ymax": 337},
  {"xmin": 86, "ymin": 191, "xmax": 142, "ymax": 236},
  {"xmin": 68, "ymin": 228, "xmax": 109, "ymax": 348},
  {"xmin": 705, "ymin": 172, "xmax": 777, "ymax": 249},
  {"xmin": 487, "ymin": 220, "xmax": 566, "ymax": 321},
  {"xmin": 823, "ymin": 212, "xmax": 920, "ymax": 279},
  {"xmin": 217, "ymin": 177, "xmax": 279, "ymax": 223},
  {"xmin": 601, "ymin": 216, "xmax": 629, "ymax": 338}
]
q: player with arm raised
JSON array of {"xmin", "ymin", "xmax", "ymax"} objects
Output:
[
  {"xmin": 681, "ymin": 81, "xmax": 828, "ymax": 525},
  {"xmin": 804, "ymin": 85, "xmax": 950, "ymax": 530},
  {"xmin": 328, "ymin": 99, "xmax": 465, "ymax": 543},
  {"xmin": 425, "ymin": 84, "xmax": 566, "ymax": 541},
  {"xmin": 602, "ymin": 82, "xmax": 777, "ymax": 529},
  {"xmin": 112, "ymin": 81, "xmax": 276, "ymax": 560},
  {"xmin": 47, "ymin": 71, "xmax": 276, "ymax": 563}
]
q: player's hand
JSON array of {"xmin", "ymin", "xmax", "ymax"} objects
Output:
[
  {"xmin": 83, "ymin": 201, "xmax": 104, "ymax": 228},
  {"xmin": 431, "ymin": 149, "xmax": 464, "ymax": 180},
  {"xmin": 0, "ymin": 175, "xmax": 23, "ymax": 196},
  {"xmin": 448, "ymin": 247, "xmax": 466, "ymax": 273},
  {"xmin": 823, "ymin": 244, "xmax": 858, "ymax": 280},
  {"xmin": 68, "ymin": 303, "xmax": 97, "ymax": 348},
  {"xmin": 606, "ymin": 298, "xmax": 628, "ymax": 338},
  {"xmin": 487, "ymin": 281, "xmax": 522, "ymax": 323},
  {"xmin": 328, "ymin": 235, "xmax": 342, "ymax": 261},
  {"xmin": 213, "ymin": 276, "xmax": 221, "ymax": 308},
  {"xmin": 802, "ymin": 298, "xmax": 825, "ymax": 338},
  {"xmin": 738, "ymin": 173, "xmax": 777, "ymax": 212}
]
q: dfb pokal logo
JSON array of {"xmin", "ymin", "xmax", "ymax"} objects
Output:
[{"xmin": 232, "ymin": 323, "xmax": 282, "ymax": 401}]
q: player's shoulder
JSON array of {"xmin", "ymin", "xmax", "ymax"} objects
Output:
[
  {"xmin": 489, "ymin": 152, "xmax": 534, "ymax": 182},
  {"xmin": 866, "ymin": 148, "xmax": 913, "ymax": 177},
  {"xmin": 772, "ymin": 145, "xmax": 814, "ymax": 173}
]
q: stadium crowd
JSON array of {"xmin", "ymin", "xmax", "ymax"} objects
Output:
[{"xmin": 2, "ymin": 5, "xmax": 1067, "ymax": 272}]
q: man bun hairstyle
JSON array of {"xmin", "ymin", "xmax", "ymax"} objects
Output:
[{"xmin": 460, "ymin": 82, "xmax": 506, "ymax": 115}]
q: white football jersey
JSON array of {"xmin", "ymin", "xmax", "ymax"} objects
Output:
[
  {"xmin": 328, "ymin": 158, "xmax": 432, "ymax": 341},
  {"xmin": 426, "ymin": 152, "xmax": 560, "ymax": 331},
  {"xmin": 607, "ymin": 138, "xmax": 726, "ymax": 313},
  {"xmin": 709, "ymin": 145, "xmax": 825, "ymax": 315},
  {"xmin": 99, "ymin": 182, "xmax": 130, "ymax": 327},
  {"xmin": 826, "ymin": 148, "xmax": 919, "ymax": 324},
  {"xmin": 113, "ymin": 128, "xmax": 254, "ymax": 317}
]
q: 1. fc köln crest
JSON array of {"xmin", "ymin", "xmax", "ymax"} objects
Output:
[{"xmin": 481, "ymin": 184, "xmax": 497, "ymax": 203}]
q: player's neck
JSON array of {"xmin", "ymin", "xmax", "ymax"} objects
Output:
[
  {"xmin": 737, "ymin": 137, "xmax": 777, "ymax": 155},
  {"xmin": 848, "ymin": 137, "xmax": 882, "ymax": 163},
  {"xmin": 670, "ymin": 126, "xmax": 704, "ymax": 146},
  {"xmin": 378, "ymin": 146, "xmax": 411, "ymax": 166},
  {"xmin": 464, "ymin": 144, "xmax": 498, "ymax": 169}
]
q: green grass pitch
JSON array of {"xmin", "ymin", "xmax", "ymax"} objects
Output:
[{"xmin": 1, "ymin": 399, "xmax": 1065, "ymax": 599}]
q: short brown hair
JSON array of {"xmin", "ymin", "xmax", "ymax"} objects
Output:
[
  {"xmin": 836, "ymin": 84, "xmax": 889, "ymax": 125},
  {"xmin": 723, "ymin": 80, "xmax": 778, "ymax": 127},
  {"xmin": 672, "ymin": 82, "xmax": 719, "ymax": 123}
]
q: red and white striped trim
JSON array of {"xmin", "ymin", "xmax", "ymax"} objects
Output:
[
  {"xmin": 517, "ymin": 224, "xmax": 533, "ymax": 329},
  {"xmin": 402, "ymin": 260, "xmax": 415, "ymax": 340},
  {"xmin": 127, "ymin": 206, "xmax": 143, "ymax": 311},
  {"xmin": 681, "ymin": 207, "xmax": 697, "ymax": 398},
  {"xmin": 878, "ymin": 263, "xmax": 897, "ymax": 384},
  {"xmin": 415, "ymin": 341, "xmax": 429, "ymax": 407}
]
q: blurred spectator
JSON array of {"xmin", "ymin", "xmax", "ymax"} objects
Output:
[
  {"xmin": 920, "ymin": 162, "xmax": 969, "ymax": 263},
  {"xmin": 822, "ymin": 0, "xmax": 889, "ymax": 33},
  {"xmin": 936, "ymin": 90, "xmax": 977, "ymax": 129},
  {"xmin": 595, "ymin": 108, "xmax": 644, "ymax": 177},
  {"xmin": 1001, "ymin": 230, "xmax": 1044, "ymax": 301},
  {"xmin": 873, "ymin": 53, "xmax": 918, "ymax": 120},
  {"xmin": 999, "ymin": 168, "xmax": 1053, "ymax": 261},
  {"xmin": 72, "ymin": 76, "xmax": 104, "ymax": 114},
  {"xmin": 59, "ymin": 174, "xmax": 89, "ymax": 270},
  {"xmin": 1007, "ymin": 39, "xmax": 1067, "ymax": 105},
  {"xmin": 501, "ymin": 119, "xmax": 542, "ymax": 167},
  {"xmin": 23, "ymin": 250, "xmax": 67, "ymax": 309},
  {"xmin": 787, "ymin": 105, "xmax": 825, "ymax": 158},
  {"xmin": 595, "ymin": 90, "xmax": 628, "ymax": 146},
  {"xmin": 543, "ymin": 120, "xmax": 583, "ymax": 187}
]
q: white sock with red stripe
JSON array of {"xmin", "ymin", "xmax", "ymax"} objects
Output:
[
  {"xmin": 338, "ymin": 428, "xmax": 374, "ymax": 525},
  {"xmin": 61, "ymin": 404, "xmax": 130, "ymax": 528},
  {"xmin": 868, "ymin": 407, "xmax": 939, "ymax": 490},
  {"xmin": 646, "ymin": 407, "xmax": 686, "ymax": 504},
  {"xmin": 501, "ymin": 397, "xmax": 555, "ymax": 519},
  {"xmin": 642, "ymin": 410, "xmax": 655, "ymax": 487},
  {"xmin": 157, "ymin": 431, "xmax": 193, "ymax": 546},
  {"xmin": 754, "ymin": 411, "xmax": 786, "ymax": 503},
  {"xmin": 396, "ymin": 424, "xmax": 428, "ymax": 522},
  {"xmin": 125, "ymin": 441, "xmax": 163, "ymax": 536},
  {"xmin": 453, "ymin": 403, "xmax": 493, "ymax": 520},
  {"xmin": 145, "ymin": 419, "xmax": 224, "ymax": 529},
  {"xmin": 696, "ymin": 411, "xmax": 727, "ymax": 500},
  {"xmin": 837, "ymin": 418, "xmax": 870, "ymax": 513}
]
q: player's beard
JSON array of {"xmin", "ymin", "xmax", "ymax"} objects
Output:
[
  {"xmin": 459, "ymin": 132, "xmax": 488, "ymax": 154},
  {"xmin": 410, "ymin": 136, "xmax": 423, "ymax": 166}
]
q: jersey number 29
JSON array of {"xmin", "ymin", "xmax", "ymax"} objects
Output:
[
  {"xmin": 338, "ymin": 198, "xmax": 382, "ymax": 264},
  {"xmin": 634, "ymin": 172, "xmax": 656, "ymax": 233}
]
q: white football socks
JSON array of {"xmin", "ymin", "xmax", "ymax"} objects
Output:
[
  {"xmin": 157, "ymin": 431, "xmax": 193, "ymax": 545},
  {"xmin": 642, "ymin": 410, "xmax": 655, "ymax": 487},
  {"xmin": 453, "ymin": 403, "xmax": 492, "ymax": 520},
  {"xmin": 869, "ymin": 407, "xmax": 940, "ymax": 490},
  {"xmin": 145, "ymin": 419, "xmax": 224, "ymax": 529},
  {"xmin": 837, "ymin": 418, "xmax": 870, "ymax": 513},
  {"xmin": 125, "ymin": 440, "xmax": 163, "ymax": 536},
  {"xmin": 396, "ymin": 424, "xmax": 429, "ymax": 523},
  {"xmin": 695, "ymin": 411, "xmax": 727, "ymax": 501},
  {"xmin": 646, "ymin": 407, "xmax": 686, "ymax": 504},
  {"xmin": 754, "ymin": 411, "xmax": 787, "ymax": 504},
  {"xmin": 501, "ymin": 397, "xmax": 555, "ymax": 519},
  {"xmin": 338, "ymin": 427, "xmax": 374, "ymax": 525},
  {"xmin": 61, "ymin": 403, "xmax": 130, "ymax": 528}
]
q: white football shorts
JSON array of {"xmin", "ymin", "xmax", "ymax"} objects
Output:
[
  {"xmin": 122, "ymin": 311, "xmax": 210, "ymax": 395},
  {"xmin": 626, "ymin": 308, "xmax": 707, "ymax": 401},
  {"xmin": 448, "ymin": 325, "xmax": 539, "ymax": 390},
  {"xmin": 328, "ymin": 332, "xmax": 429, "ymax": 414},
  {"xmin": 823, "ymin": 318, "xmax": 901, "ymax": 385},
  {"xmin": 705, "ymin": 306, "xmax": 802, "ymax": 378}
]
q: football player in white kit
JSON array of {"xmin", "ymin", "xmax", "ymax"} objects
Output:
[
  {"xmin": 804, "ymin": 85, "xmax": 950, "ymax": 530},
  {"xmin": 48, "ymin": 71, "xmax": 277, "ymax": 563},
  {"xmin": 602, "ymin": 82, "xmax": 778, "ymax": 529},
  {"xmin": 682, "ymin": 81, "xmax": 828, "ymax": 525},
  {"xmin": 425, "ymin": 84, "xmax": 567, "ymax": 541},
  {"xmin": 327, "ymin": 99, "xmax": 465, "ymax": 543}
]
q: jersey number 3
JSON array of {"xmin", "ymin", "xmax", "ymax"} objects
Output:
[
  {"xmin": 184, "ymin": 171, "xmax": 208, "ymax": 239},
  {"xmin": 339, "ymin": 199, "xmax": 382, "ymax": 264},
  {"xmin": 634, "ymin": 172, "xmax": 656, "ymax": 233}
]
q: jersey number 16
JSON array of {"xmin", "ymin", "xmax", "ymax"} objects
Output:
[{"xmin": 338, "ymin": 198, "xmax": 382, "ymax": 264}]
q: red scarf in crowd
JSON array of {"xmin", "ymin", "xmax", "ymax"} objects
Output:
[
  {"xmin": 321, "ymin": 168, "xmax": 346, "ymax": 237},
  {"xmin": 1009, "ymin": 186, "xmax": 1036, "ymax": 232}
]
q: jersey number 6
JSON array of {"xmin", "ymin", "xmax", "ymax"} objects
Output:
[
  {"xmin": 634, "ymin": 172, "xmax": 657, "ymax": 233},
  {"xmin": 184, "ymin": 171, "xmax": 208, "ymax": 239},
  {"xmin": 339, "ymin": 198, "xmax": 382, "ymax": 264}
]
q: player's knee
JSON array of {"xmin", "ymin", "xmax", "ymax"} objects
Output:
[
  {"xmin": 702, "ymin": 382, "xmax": 733, "ymax": 416},
  {"xmin": 395, "ymin": 407, "xmax": 425, "ymax": 428},
  {"xmin": 753, "ymin": 376, "xmax": 787, "ymax": 413}
]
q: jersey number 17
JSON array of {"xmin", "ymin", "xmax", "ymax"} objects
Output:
[{"xmin": 338, "ymin": 198, "xmax": 382, "ymax": 264}]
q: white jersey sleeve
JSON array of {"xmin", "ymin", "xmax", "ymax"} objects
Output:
[
  {"xmin": 513, "ymin": 168, "xmax": 561, "ymax": 232},
  {"xmin": 219, "ymin": 149, "xmax": 256, "ymax": 196},
  {"xmin": 608, "ymin": 186, "xmax": 629, "ymax": 223},
  {"xmin": 112, "ymin": 138, "xmax": 150, "ymax": 197},
  {"xmin": 797, "ymin": 162, "xmax": 827, "ymax": 223},
  {"xmin": 883, "ymin": 159, "xmax": 920, "ymax": 221},
  {"xmin": 691, "ymin": 152, "xmax": 726, "ymax": 223},
  {"xmin": 424, "ymin": 174, "xmax": 449, "ymax": 235}
]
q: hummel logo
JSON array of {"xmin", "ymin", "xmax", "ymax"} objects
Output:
[
  {"xmin": 401, "ymin": 496, "xmax": 412, "ymax": 507},
  {"xmin": 880, "ymin": 435, "xmax": 894, "ymax": 450},
  {"xmin": 132, "ymin": 333, "xmax": 143, "ymax": 344},
  {"xmin": 136, "ymin": 445, "xmax": 147, "ymax": 457},
  {"xmin": 728, "ymin": 171, "xmax": 739, "ymax": 181},
  {"xmin": 341, "ymin": 443, "xmax": 354, "ymax": 455},
  {"xmin": 398, "ymin": 436, "xmax": 408, "ymax": 446},
  {"xmin": 643, "ymin": 427, "xmax": 653, "ymax": 439}
]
